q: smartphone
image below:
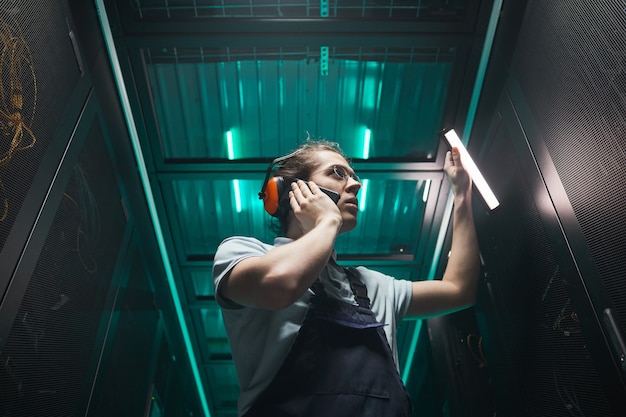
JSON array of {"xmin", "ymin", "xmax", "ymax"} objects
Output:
[
  {"xmin": 298, "ymin": 179, "xmax": 340, "ymax": 204},
  {"xmin": 318, "ymin": 185, "xmax": 340, "ymax": 204}
]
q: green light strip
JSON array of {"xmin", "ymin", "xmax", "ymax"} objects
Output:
[
  {"xmin": 95, "ymin": 2, "xmax": 211, "ymax": 416},
  {"xmin": 401, "ymin": 319, "xmax": 423, "ymax": 382},
  {"xmin": 363, "ymin": 128, "xmax": 371, "ymax": 159},
  {"xmin": 359, "ymin": 179, "xmax": 369, "ymax": 212},
  {"xmin": 402, "ymin": 0, "xmax": 503, "ymax": 384},
  {"xmin": 427, "ymin": 193, "xmax": 455, "ymax": 281},
  {"xmin": 402, "ymin": 192, "xmax": 454, "ymax": 383},
  {"xmin": 462, "ymin": 0, "xmax": 504, "ymax": 143},
  {"xmin": 226, "ymin": 130, "xmax": 235, "ymax": 160},
  {"xmin": 233, "ymin": 179, "xmax": 242, "ymax": 213}
]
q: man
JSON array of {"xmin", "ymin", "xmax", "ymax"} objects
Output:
[{"xmin": 213, "ymin": 140, "xmax": 480, "ymax": 417}]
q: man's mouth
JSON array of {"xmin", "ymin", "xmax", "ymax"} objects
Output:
[{"xmin": 344, "ymin": 198, "xmax": 359, "ymax": 210}]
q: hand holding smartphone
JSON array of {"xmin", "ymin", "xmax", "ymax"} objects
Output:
[
  {"xmin": 298, "ymin": 180, "xmax": 340, "ymax": 204},
  {"xmin": 317, "ymin": 185, "xmax": 340, "ymax": 204}
]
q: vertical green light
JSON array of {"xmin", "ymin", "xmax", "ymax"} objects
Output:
[
  {"xmin": 95, "ymin": 1, "xmax": 211, "ymax": 415},
  {"xmin": 226, "ymin": 130, "xmax": 235, "ymax": 160},
  {"xmin": 401, "ymin": 320, "xmax": 423, "ymax": 383},
  {"xmin": 463, "ymin": 0, "xmax": 503, "ymax": 141},
  {"xmin": 401, "ymin": 192, "xmax": 454, "ymax": 384},
  {"xmin": 363, "ymin": 128, "xmax": 371, "ymax": 159},
  {"xmin": 226, "ymin": 130, "xmax": 242, "ymax": 212},
  {"xmin": 401, "ymin": 0, "xmax": 503, "ymax": 386},
  {"xmin": 359, "ymin": 179, "xmax": 369, "ymax": 212},
  {"xmin": 278, "ymin": 64, "xmax": 285, "ymax": 108},
  {"xmin": 358, "ymin": 128, "xmax": 371, "ymax": 212},
  {"xmin": 233, "ymin": 180, "xmax": 242, "ymax": 213}
]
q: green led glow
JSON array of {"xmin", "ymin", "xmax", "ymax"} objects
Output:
[
  {"xmin": 401, "ymin": 320, "xmax": 423, "ymax": 383},
  {"xmin": 278, "ymin": 67, "xmax": 284, "ymax": 107},
  {"xmin": 228, "ymin": 133, "xmax": 241, "ymax": 211},
  {"xmin": 463, "ymin": 0, "xmax": 503, "ymax": 142},
  {"xmin": 428, "ymin": 193, "xmax": 454, "ymax": 281},
  {"xmin": 363, "ymin": 128, "xmax": 371, "ymax": 159},
  {"xmin": 402, "ymin": 0, "xmax": 503, "ymax": 385},
  {"xmin": 359, "ymin": 179, "xmax": 369, "ymax": 212},
  {"xmin": 95, "ymin": 2, "xmax": 211, "ymax": 416},
  {"xmin": 237, "ymin": 61, "xmax": 245, "ymax": 111},
  {"xmin": 226, "ymin": 130, "xmax": 235, "ymax": 160},
  {"xmin": 233, "ymin": 179, "xmax": 242, "ymax": 213},
  {"xmin": 401, "ymin": 192, "xmax": 454, "ymax": 384}
]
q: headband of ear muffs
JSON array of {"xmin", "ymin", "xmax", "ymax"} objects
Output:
[{"xmin": 258, "ymin": 151, "xmax": 300, "ymax": 218}]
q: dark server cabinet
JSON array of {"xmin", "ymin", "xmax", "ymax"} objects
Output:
[
  {"xmin": 0, "ymin": 1, "xmax": 86, "ymax": 299},
  {"xmin": 0, "ymin": 1, "xmax": 202, "ymax": 416},
  {"xmin": 0, "ymin": 97, "xmax": 129, "ymax": 416},
  {"xmin": 468, "ymin": 0, "xmax": 626, "ymax": 416}
]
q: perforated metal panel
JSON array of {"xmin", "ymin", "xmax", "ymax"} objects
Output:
[
  {"xmin": 0, "ymin": 0, "xmax": 82, "ymax": 253},
  {"xmin": 0, "ymin": 120, "xmax": 127, "ymax": 417},
  {"xmin": 510, "ymin": 0, "xmax": 626, "ymax": 330},
  {"xmin": 476, "ymin": 120, "xmax": 613, "ymax": 416}
]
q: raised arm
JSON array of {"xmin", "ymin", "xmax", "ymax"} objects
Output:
[
  {"xmin": 218, "ymin": 180, "xmax": 343, "ymax": 311},
  {"xmin": 407, "ymin": 147, "xmax": 481, "ymax": 317}
]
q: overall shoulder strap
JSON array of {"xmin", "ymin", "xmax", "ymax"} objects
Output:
[{"xmin": 344, "ymin": 267, "xmax": 371, "ymax": 309}]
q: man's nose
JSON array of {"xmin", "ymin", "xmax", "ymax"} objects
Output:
[{"xmin": 345, "ymin": 177, "xmax": 361, "ymax": 194}]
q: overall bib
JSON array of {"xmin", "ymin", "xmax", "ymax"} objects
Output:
[{"xmin": 244, "ymin": 267, "xmax": 412, "ymax": 417}]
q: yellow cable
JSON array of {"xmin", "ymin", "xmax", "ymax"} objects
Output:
[{"xmin": 0, "ymin": 10, "xmax": 37, "ymax": 221}]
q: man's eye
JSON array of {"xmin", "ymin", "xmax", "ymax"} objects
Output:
[{"xmin": 333, "ymin": 166, "xmax": 347, "ymax": 179}]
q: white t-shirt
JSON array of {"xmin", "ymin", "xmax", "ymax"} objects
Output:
[{"xmin": 213, "ymin": 236, "xmax": 413, "ymax": 416}]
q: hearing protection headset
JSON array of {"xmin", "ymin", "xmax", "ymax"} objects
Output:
[
  {"xmin": 259, "ymin": 150, "xmax": 342, "ymax": 218},
  {"xmin": 258, "ymin": 151, "xmax": 300, "ymax": 218}
]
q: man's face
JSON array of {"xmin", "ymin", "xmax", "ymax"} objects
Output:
[{"xmin": 308, "ymin": 150, "xmax": 362, "ymax": 234}]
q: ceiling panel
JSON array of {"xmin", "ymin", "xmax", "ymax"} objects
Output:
[
  {"xmin": 165, "ymin": 176, "xmax": 442, "ymax": 261},
  {"xmin": 197, "ymin": 307, "xmax": 231, "ymax": 360},
  {"xmin": 145, "ymin": 46, "xmax": 454, "ymax": 160},
  {"xmin": 129, "ymin": 0, "xmax": 473, "ymax": 21},
  {"xmin": 204, "ymin": 362, "xmax": 239, "ymax": 412},
  {"xmin": 166, "ymin": 178, "xmax": 278, "ymax": 260}
]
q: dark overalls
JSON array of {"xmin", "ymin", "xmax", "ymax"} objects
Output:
[{"xmin": 244, "ymin": 267, "xmax": 412, "ymax": 417}]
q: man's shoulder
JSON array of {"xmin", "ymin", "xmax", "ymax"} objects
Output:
[
  {"xmin": 355, "ymin": 266, "xmax": 412, "ymax": 293},
  {"xmin": 216, "ymin": 236, "xmax": 271, "ymax": 257}
]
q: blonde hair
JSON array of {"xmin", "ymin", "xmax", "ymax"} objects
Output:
[
  {"xmin": 270, "ymin": 138, "xmax": 348, "ymax": 234},
  {"xmin": 275, "ymin": 139, "xmax": 346, "ymax": 181}
]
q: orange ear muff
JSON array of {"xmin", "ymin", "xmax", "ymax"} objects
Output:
[
  {"xmin": 259, "ymin": 151, "xmax": 300, "ymax": 218},
  {"xmin": 262, "ymin": 176, "xmax": 281, "ymax": 216},
  {"xmin": 260, "ymin": 176, "xmax": 290, "ymax": 218}
]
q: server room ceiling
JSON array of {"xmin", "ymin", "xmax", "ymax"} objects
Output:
[{"xmin": 102, "ymin": 0, "xmax": 495, "ymax": 415}]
